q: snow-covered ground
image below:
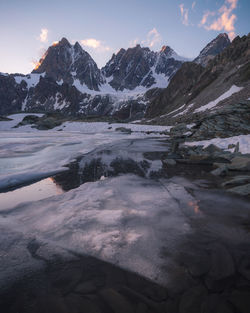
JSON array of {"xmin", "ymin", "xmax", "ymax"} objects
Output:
[
  {"xmin": 0, "ymin": 114, "xmax": 170, "ymax": 190},
  {"xmin": 185, "ymin": 134, "xmax": 250, "ymax": 154}
]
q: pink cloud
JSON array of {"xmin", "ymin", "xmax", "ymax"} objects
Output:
[
  {"xmin": 200, "ymin": 0, "xmax": 238, "ymax": 40},
  {"xmin": 179, "ymin": 3, "xmax": 189, "ymax": 26}
]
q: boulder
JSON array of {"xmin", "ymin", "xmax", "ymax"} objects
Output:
[
  {"xmin": 170, "ymin": 123, "xmax": 188, "ymax": 138},
  {"xmin": 162, "ymin": 159, "xmax": 176, "ymax": 166},
  {"xmin": 211, "ymin": 165, "xmax": 228, "ymax": 176},
  {"xmin": 115, "ymin": 127, "xmax": 132, "ymax": 133},
  {"xmin": 228, "ymin": 156, "xmax": 250, "ymax": 171}
]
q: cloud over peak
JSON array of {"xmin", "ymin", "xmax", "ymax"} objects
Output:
[
  {"xmin": 200, "ymin": 0, "xmax": 238, "ymax": 40},
  {"xmin": 39, "ymin": 28, "xmax": 48, "ymax": 43},
  {"xmin": 146, "ymin": 28, "xmax": 162, "ymax": 48},
  {"xmin": 129, "ymin": 28, "xmax": 162, "ymax": 49},
  {"xmin": 80, "ymin": 38, "xmax": 110, "ymax": 51}
]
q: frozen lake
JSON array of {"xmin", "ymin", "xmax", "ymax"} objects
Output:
[{"xmin": 0, "ymin": 114, "xmax": 250, "ymax": 301}]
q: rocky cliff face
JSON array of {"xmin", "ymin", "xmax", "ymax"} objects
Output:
[
  {"xmin": 145, "ymin": 33, "xmax": 250, "ymax": 130},
  {"xmin": 194, "ymin": 33, "xmax": 231, "ymax": 67},
  {"xmin": 102, "ymin": 44, "xmax": 185, "ymax": 91},
  {"xmin": 32, "ymin": 38, "xmax": 104, "ymax": 91},
  {"xmin": 0, "ymin": 74, "xmax": 27, "ymax": 115}
]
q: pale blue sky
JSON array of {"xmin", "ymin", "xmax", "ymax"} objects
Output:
[{"xmin": 0, "ymin": 0, "xmax": 249, "ymax": 74}]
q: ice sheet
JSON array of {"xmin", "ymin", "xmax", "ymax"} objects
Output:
[
  {"xmin": 0, "ymin": 115, "xmax": 170, "ymax": 190},
  {"xmin": 0, "ymin": 175, "xmax": 193, "ymax": 286}
]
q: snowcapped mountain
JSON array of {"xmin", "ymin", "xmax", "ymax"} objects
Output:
[
  {"xmin": 32, "ymin": 38, "xmax": 104, "ymax": 91},
  {"xmin": 102, "ymin": 44, "xmax": 186, "ymax": 91},
  {"xmin": 194, "ymin": 33, "xmax": 231, "ymax": 67},
  {"xmin": 0, "ymin": 33, "xmax": 232, "ymax": 119}
]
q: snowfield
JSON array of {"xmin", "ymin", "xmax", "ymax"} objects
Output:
[{"xmin": 185, "ymin": 134, "xmax": 250, "ymax": 154}]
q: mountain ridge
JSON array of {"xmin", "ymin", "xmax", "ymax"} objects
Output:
[{"xmin": 0, "ymin": 33, "xmax": 239, "ymax": 119}]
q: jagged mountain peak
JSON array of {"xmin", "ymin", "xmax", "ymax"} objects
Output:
[
  {"xmin": 194, "ymin": 32, "xmax": 231, "ymax": 67},
  {"xmin": 32, "ymin": 37, "xmax": 104, "ymax": 90},
  {"xmin": 58, "ymin": 37, "xmax": 71, "ymax": 47},
  {"xmin": 74, "ymin": 41, "xmax": 83, "ymax": 51},
  {"xmin": 160, "ymin": 45, "xmax": 174, "ymax": 55},
  {"xmin": 101, "ymin": 43, "xmax": 185, "ymax": 91}
]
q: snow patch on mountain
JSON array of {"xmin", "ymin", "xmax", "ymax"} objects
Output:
[
  {"xmin": 14, "ymin": 73, "xmax": 45, "ymax": 89},
  {"xmin": 195, "ymin": 85, "xmax": 244, "ymax": 113},
  {"xmin": 174, "ymin": 103, "xmax": 195, "ymax": 117}
]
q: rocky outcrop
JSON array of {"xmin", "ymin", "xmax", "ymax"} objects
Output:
[
  {"xmin": 190, "ymin": 100, "xmax": 250, "ymax": 140},
  {"xmin": 194, "ymin": 33, "xmax": 231, "ymax": 67}
]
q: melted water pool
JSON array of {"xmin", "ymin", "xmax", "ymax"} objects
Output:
[{"xmin": 0, "ymin": 178, "xmax": 63, "ymax": 211}]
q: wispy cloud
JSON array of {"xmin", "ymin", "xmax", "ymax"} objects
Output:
[
  {"xmin": 80, "ymin": 38, "xmax": 110, "ymax": 51},
  {"xmin": 200, "ymin": 0, "xmax": 238, "ymax": 40},
  {"xmin": 39, "ymin": 28, "xmax": 48, "ymax": 43},
  {"xmin": 146, "ymin": 28, "xmax": 162, "ymax": 47},
  {"xmin": 179, "ymin": 4, "xmax": 189, "ymax": 26},
  {"xmin": 130, "ymin": 28, "xmax": 162, "ymax": 49},
  {"xmin": 192, "ymin": 1, "xmax": 196, "ymax": 10}
]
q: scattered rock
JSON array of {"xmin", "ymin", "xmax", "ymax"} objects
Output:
[
  {"xmin": 170, "ymin": 123, "xmax": 189, "ymax": 138},
  {"xmin": 234, "ymin": 141, "xmax": 240, "ymax": 153},
  {"xmin": 162, "ymin": 158, "xmax": 176, "ymax": 166},
  {"xmin": 211, "ymin": 165, "xmax": 228, "ymax": 176},
  {"xmin": 115, "ymin": 127, "xmax": 132, "ymax": 133},
  {"xmin": 13, "ymin": 114, "xmax": 40, "ymax": 128},
  {"xmin": 0, "ymin": 116, "xmax": 12, "ymax": 121},
  {"xmin": 228, "ymin": 143, "xmax": 236, "ymax": 149},
  {"xmin": 36, "ymin": 117, "xmax": 63, "ymax": 130},
  {"xmin": 204, "ymin": 144, "xmax": 223, "ymax": 154}
]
